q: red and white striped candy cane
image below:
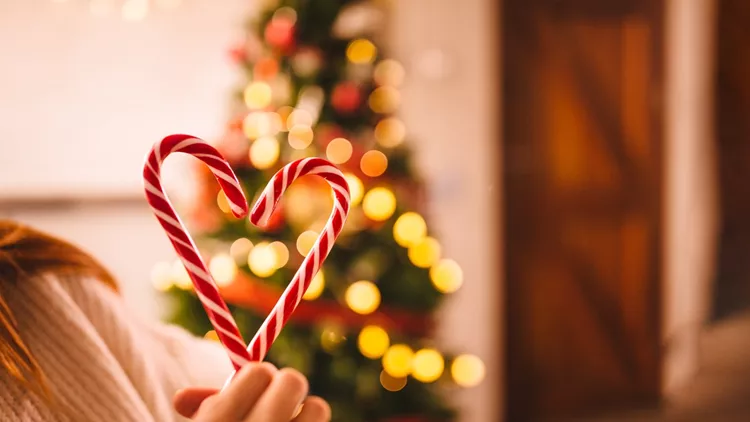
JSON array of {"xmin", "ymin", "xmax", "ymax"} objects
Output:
[
  {"xmin": 223, "ymin": 157, "xmax": 351, "ymax": 387},
  {"xmin": 143, "ymin": 134, "xmax": 252, "ymax": 370}
]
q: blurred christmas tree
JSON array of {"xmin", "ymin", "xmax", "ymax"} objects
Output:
[{"xmin": 150, "ymin": 1, "xmax": 485, "ymax": 421}]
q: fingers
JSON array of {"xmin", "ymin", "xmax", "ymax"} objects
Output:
[
  {"xmin": 218, "ymin": 362, "xmax": 277, "ymax": 418},
  {"xmin": 292, "ymin": 397, "xmax": 331, "ymax": 422},
  {"xmin": 173, "ymin": 388, "xmax": 217, "ymax": 418},
  {"xmin": 245, "ymin": 368, "xmax": 309, "ymax": 422}
]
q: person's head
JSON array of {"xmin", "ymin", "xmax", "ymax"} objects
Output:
[{"xmin": 0, "ymin": 220, "xmax": 117, "ymax": 399}]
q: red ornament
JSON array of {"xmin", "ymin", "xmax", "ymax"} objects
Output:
[
  {"xmin": 331, "ymin": 82, "xmax": 361, "ymax": 114},
  {"xmin": 264, "ymin": 17, "xmax": 295, "ymax": 52}
]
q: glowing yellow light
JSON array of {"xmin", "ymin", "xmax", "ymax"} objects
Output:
[
  {"xmin": 216, "ymin": 191, "xmax": 231, "ymax": 214},
  {"xmin": 408, "ymin": 237, "xmax": 441, "ymax": 268},
  {"xmin": 380, "ymin": 371, "xmax": 407, "ymax": 392},
  {"xmin": 393, "ymin": 212, "xmax": 427, "ymax": 247},
  {"xmin": 369, "ymin": 87, "xmax": 400, "ymax": 114},
  {"xmin": 277, "ymin": 106, "xmax": 294, "ymax": 129},
  {"xmin": 346, "ymin": 39, "xmax": 377, "ymax": 64},
  {"xmin": 249, "ymin": 136, "xmax": 280, "ymax": 169},
  {"xmin": 374, "ymin": 118, "xmax": 406, "ymax": 148},
  {"xmin": 451, "ymin": 354, "xmax": 486, "ymax": 387},
  {"xmin": 358, "ymin": 325, "xmax": 390, "ymax": 359},
  {"xmin": 303, "ymin": 271, "xmax": 325, "ymax": 300},
  {"xmin": 171, "ymin": 260, "xmax": 193, "ymax": 290},
  {"xmin": 360, "ymin": 150, "xmax": 388, "ymax": 177},
  {"xmin": 296, "ymin": 230, "xmax": 319, "ymax": 256},
  {"xmin": 382, "ymin": 344, "xmax": 414, "ymax": 378},
  {"xmin": 326, "ymin": 138, "xmax": 353, "ymax": 164},
  {"xmin": 244, "ymin": 81, "xmax": 273, "ymax": 109},
  {"xmin": 344, "ymin": 173, "xmax": 365, "ymax": 206},
  {"xmin": 345, "ymin": 281, "xmax": 381, "ymax": 315},
  {"xmin": 430, "ymin": 259, "xmax": 463, "ymax": 293},
  {"xmin": 122, "ymin": 0, "xmax": 149, "ymax": 21},
  {"xmin": 374, "ymin": 59, "xmax": 406, "ymax": 87},
  {"xmin": 362, "ymin": 187, "xmax": 397, "ymax": 221},
  {"xmin": 247, "ymin": 242, "xmax": 277, "ymax": 277},
  {"xmin": 209, "ymin": 253, "xmax": 237, "ymax": 287},
  {"xmin": 288, "ymin": 125, "xmax": 314, "ymax": 149},
  {"xmin": 320, "ymin": 326, "xmax": 346, "ymax": 352},
  {"xmin": 269, "ymin": 241, "xmax": 289, "ymax": 268},
  {"xmin": 230, "ymin": 238, "xmax": 253, "ymax": 265},
  {"xmin": 286, "ymin": 109, "xmax": 313, "ymax": 129},
  {"xmin": 204, "ymin": 330, "xmax": 219, "ymax": 342},
  {"xmin": 243, "ymin": 112, "xmax": 282, "ymax": 139},
  {"xmin": 412, "ymin": 349, "xmax": 444, "ymax": 383},
  {"xmin": 150, "ymin": 261, "xmax": 173, "ymax": 291}
]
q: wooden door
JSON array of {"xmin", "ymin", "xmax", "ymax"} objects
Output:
[{"xmin": 502, "ymin": 0, "xmax": 664, "ymax": 419}]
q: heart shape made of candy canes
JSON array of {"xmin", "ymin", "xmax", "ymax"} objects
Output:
[{"xmin": 143, "ymin": 134, "xmax": 350, "ymax": 375}]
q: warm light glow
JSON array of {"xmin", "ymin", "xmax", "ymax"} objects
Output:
[
  {"xmin": 380, "ymin": 371, "xmax": 407, "ymax": 392},
  {"xmin": 412, "ymin": 349, "xmax": 444, "ymax": 383},
  {"xmin": 249, "ymin": 136, "xmax": 280, "ymax": 169},
  {"xmin": 243, "ymin": 112, "xmax": 282, "ymax": 139},
  {"xmin": 374, "ymin": 59, "xmax": 405, "ymax": 87},
  {"xmin": 358, "ymin": 325, "xmax": 390, "ymax": 359},
  {"xmin": 346, "ymin": 39, "xmax": 377, "ymax": 64},
  {"xmin": 296, "ymin": 230, "xmax": 319, "ymax": 256},
  {"xmin": 150, "ymin": 262, "xmax": 173, "ymax": 291},
  {"xmin": 360, "ymin": 150, "xmax": 388, "ymax": 177},
  {"xmin": 368, "ymin": 87, "xmax": 400, "ymax": 114},
  {"xmin": 382, "ymin": 344, "xmax": 414, "ymax": 378},
  {"xmin": 408, "ymin": 237, "xmax": 441, "ymax": 268},
  {"xmin": 451, "ymin": 354, "xmax": 486, "ymax": 387},
  {"xmin": 269, "ymin": 241, "xmax": 289, "ymax": 268},
  {"xmin": 326, "ymin": 138, "xmax": 353, "ymax": 164},
  {"xmin": 209, "ymin": 253, "xmax": 237, "ymax": 287},
  {"xmin": 288, "ymin": 125, "xmax": 314, "ymax": 149},
  {"xmin": 320, "ymin": 325, "xmax": 346, "ymax": 352},
  {"xmin": 393, "ymin": 212, "xmax": 427, "ymax": 247},
  {"xmin": 230, "ymin": 238, "xmax": 253, "ymax": 265},
  {"xmin": 204, "ymin": 330, "xmax": 219, "ymax": 342},
  {"xmin": 216, "ymin": 191, "xmax": 231, "ymax": 214},
  {"xmin": 362, "ymin": 187, "xmax": 397, "ymax": 221},
  {"xmin": 277, "ymin": 106, "xmax": 294, "ymax": 128},
  {"xmin": 344, "ymin": 173, "xmax": 365, "ymax": 206},
  {"xmin": 273, "ymin": 6, "xmax": 298, "ymax": 24},
  {"xmin": 244, "ymin": 81, "xmax": 273, "ymax": 109},
  {"xmin": 171, "ymin": 260, "xmax": 193, "ymax": 290},
  {"xmin": 247, "ymin": 242, "xmax": 277, "ymax": 277},
  {"xmin": 374, "ymin": 118, "xmax": 406, "ymax": 148},
  {"xmin": 122, "ymin": 0, "xmax": 149, "ymax": 21},
  {"xmin": 303, "ymin": 271, "xmax": 325, "ymax": 300},
  {"xmin": 345, "ymin": 281, "xmax": 381, "ymax": 315},
  {"xmin": 430, "ymin": 259, "xmax": 463, "ymax": 293},
  {"xmin": 286, "ymin": 109, "xmax": 313, "ymax": 129}
]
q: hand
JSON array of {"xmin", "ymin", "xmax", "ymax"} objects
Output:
[{"xmin": 174, "ymin": 362, "xmax": 331, "ymax": 422}]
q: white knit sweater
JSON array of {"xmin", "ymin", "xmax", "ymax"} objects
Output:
[{"xmin": 0, "ymin": 274, "xmax": 233, "ymax": 421}]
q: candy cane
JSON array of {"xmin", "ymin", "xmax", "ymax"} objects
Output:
[
  {"xmin": 223, "ymin": 157, "xmax": 351, "ymax": 387},
  {"xmin": 143, "ymin": 134, "xmax": 252, "ymax": 370}
]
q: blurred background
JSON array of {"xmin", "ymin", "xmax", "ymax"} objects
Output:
[{"xmin": 1, "ymin": 0, "xmax": 749, "ymax": 421}]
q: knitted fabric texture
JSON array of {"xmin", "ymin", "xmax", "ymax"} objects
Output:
[{"xmin": 0, "ymin": 274, "xmax": 233, "ymax": 421}]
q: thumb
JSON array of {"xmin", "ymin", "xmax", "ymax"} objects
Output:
[{"xmin": 173, "ymin": 387, "xmax": 218, "ymax": 418}]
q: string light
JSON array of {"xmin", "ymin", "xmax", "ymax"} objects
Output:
[
  {"xmin": 374, "ymin": 118, "xmax": 406, "ymax": 148},
  {"xmin": 286, "ymin": 109, "xmax": 313, "ymax": 129},
  {"xmin": 346, "ymin": 39, "xmax": 377, "ymax": 64},
  {"xmin": 430, "ymin": 259, "xmax": 463, "ymax": 293},
  {"xmin": 269, "ymin": 241, "xmax": 289, "ymax": 268},
  {"xmin": 243, "ymin": 112, "xmax": 282, "ymax": 139},
  {"xmin": 368, "ymin": 87, "xmax": 400, "ymax": 114},
  {"xmin": 216, "ymin": 191, "xmax": 231, "ymax": 214},
  {"xmin": 344, "ymin": 173, "xmax": 365, "ymax": 206},
  {"xmin": 362, "ymin": 187, "xmax": 396, "ymax": 221},
  {"xmin": 393, "ymin": 212, "xmax": 427, "ymax": 247},
  {"xmin": 209, "ymin": 253, "xmax": 237, "ymax": 287},
  {"xmin": 380, "ymin": 371, "xmax": 407, "ymax": 392},
  {"xmin": 296, "ymin": 230, "xmax": 319, "ymax": 256},
  {"xmin": 249, "ymin": 136, "xmax": 280, "ymax": 169},
  {"xmin": 382, "ymin": 344, "xmax": 414, "ymax": 378},
  {"xmin": 244, "ymin": 81, "xmax": 273, "ymax": 109},
  {"xmin": 412, "ymin": 349, "xmax": 444, "ymax": 383},
  {"xmin": 303, "ymin": 271, "xmax": 325, "ymax": 300},
  {"xmin": 230, "ymin": 238, "xmax": 253, "ymax": 265},
  {"xmin": 247, "ymin": 242, "xmax": 277, "ymax": 277},
  {"xmin": 326, "ymin": 138, "xmax": 353, "ymax": 164},
  {"xmin": 345, "ymin": 281, "xmax": 381, "ymax": 315},
  {"xmin": 150, "ymin": 261, "xmax": 173, "ymax": 291},
  {"xmin": 451, "ymin": 355, "xmax": 486, "ymax": 387},
  {"xmin": 408, "ymin": 237, "xmax": 441, "ymax": 268},
  {"xmin": 358, "ymin": 325, "xmax": 390, "ymax": 359},
  {"xmin": 360, "ymin": 150, "xmax": 388, "ymax": 177},
  {"xmin": 277, "ymin": 106, "xmax": 294, "ymax": 129},
  {"xmin": 288, "ymin": 125, "xmax": 314, "ymax": 149},
  {"xmin": 171, "ymin": 260, "xmax": 193, "ymax": 290},
  {"xmin": 320, "ymin": 325, "xmax": 346, "ymax": 353},
  {"xmin": 374, "ymin": 59, "xmax": 405, "ymax": 87}
]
